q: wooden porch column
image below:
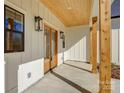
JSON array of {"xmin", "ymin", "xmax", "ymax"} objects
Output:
[
  {"xmin": 99, "ymin": 0, "xmax": 111, "ymax": 93},
  {"xmin": 90, "ymin": 17, "xmax": 97, "ymax": 73}
]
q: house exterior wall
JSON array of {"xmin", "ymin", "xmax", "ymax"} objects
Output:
[
  {"xmin": 111, "ymin": 18, "xmax": 120, "ymax": 65},
  {"xmin": 91, "ymin": 0, "xmax": 120, "ymax": 65},
  {"xmin": 4, "ymin": 0, "xmax": 66, "ymax": 93},
  {"xmin": 96, "ymin": 18, "xmax": 120, "ymax": 65},
  {"xmin": 18, "ymin": 59, "xmax": 44, "ymax": 93},
  {"xmin": 64, "ymin": 25, "xmax": 90, "ymax": 62},
  {"xmin": 64, "ymin": 19, "xmax": 120, "ymax": 65},
  {"xmin": 4, "ymin": 0, "xmax": 120, "ymax": 93}
]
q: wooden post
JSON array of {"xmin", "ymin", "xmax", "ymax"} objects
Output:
[
  {"xmin": 99, "ymin": 0, "xmax": 111, "ymax": 93},
  {"xmin": 90, "ymin": 17, "xmax": 97, "ymax": 73},
  {"xmin": 90, "ymin": 26, "xmax": 93, "ymax": 64}
]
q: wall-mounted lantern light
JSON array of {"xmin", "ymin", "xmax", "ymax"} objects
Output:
[
  {"xmin": 34, "ymin": 16, "xmax": 43, "ymax": 31},
  {"xmin": 60, "ymin": 31, "xmax": 65, "ymax": 48},
  {"xmin": 60, "ymin": 31, "xmax": 64, "ymax": 39}
]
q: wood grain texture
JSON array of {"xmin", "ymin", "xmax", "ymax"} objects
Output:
[
  {"xmin": 41, "ymin": 0, "xmax": 92, "ymax": 27},
  {"xmin": 44, "ymin": 58, "xmax": 50, "ymax": 73},
  {"xmin": 90, "ymin": 17, "xmax": 97, "ymax": 74},
  {"xmin": 51, "ymin": 31, "xmax": 58, "ymax": 68},
  {"xmin": 99, "ymin": 0, "xmax": 111, "ymax": 93},
  {"xmin": 50, "ymin": 27, "xmax": 58, "ymax": 69},
  {"xmin": 44, "ymin": 24, "xmax": 58, "ymax": 73}
]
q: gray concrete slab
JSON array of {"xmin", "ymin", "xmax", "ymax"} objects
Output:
[
  {"xmin": 24, "ymin": 61, "xmax": 120, "ymax": 93},
  {"xmin": 24, "ymin": 72, "xmax": 81, "ymax": 93}
]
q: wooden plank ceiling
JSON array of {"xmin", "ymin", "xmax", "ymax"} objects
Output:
[{"xmin": 40, "ymin": 0, "xmax": 93, "ymax": 27}]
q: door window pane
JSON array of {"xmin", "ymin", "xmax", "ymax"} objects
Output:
[{"xmin": 45, "ymin": 30, "xmax": 50, "ymax": 58}]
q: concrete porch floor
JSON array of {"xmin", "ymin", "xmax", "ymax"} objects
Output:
[{"xmin": 24, "ymin": 61, "xmax": 120, "ymax": 93}]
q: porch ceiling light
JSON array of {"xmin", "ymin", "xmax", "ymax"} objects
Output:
[{"xmin": 34, "ymin": 16, "xmax": 43, "ymax": 31}]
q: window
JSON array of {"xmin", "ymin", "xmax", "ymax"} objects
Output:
[{"xmin": 4, "ymin": 5, "xmax": 24, "ymax": 53}]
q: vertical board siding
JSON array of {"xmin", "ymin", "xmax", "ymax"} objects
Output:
[
  {"xmin": 5, "ymin": 0, "xmax": 66, "ymax": 92},
  {"xmin": 64, "ymin": 25, "xmax": 90, "ymax": 62},
  {"xmin": 92, "ymin": 1, "xmax": 120, "ymax": 65},
  {"xmin": 111, "ymin": 29, "xmax": 119, "ymax": 65}
]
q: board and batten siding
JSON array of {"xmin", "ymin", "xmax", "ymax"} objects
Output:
[
  {"xmin": 64, "ymin": 25, "xmax": 90, "ymax": 62},
  {"xmin": 97, "ymin": 18, "xmax": 120, "ymax": 65},
  {"xmin": 91, "ymin": 0, "xmax": 120, "ymax": 65},
  {"xmin": 111, "ymin": 18, "xmax": 120, "ymax": 65},
  {"xmin": 64, "ymin": 21, "xmax": 120, "ymax": 65},
  {"xmin": 4, "ymin": 0, "xmax": 66, "ymax": 93}
]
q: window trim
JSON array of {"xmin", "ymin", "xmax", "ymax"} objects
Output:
[
  {"xmin": 111, "ymin": 15, "xmax": 120, "ymax": 19},
  {"xmin": 4, "ymin": 5, "xmax": 25, "ymax": 53}
]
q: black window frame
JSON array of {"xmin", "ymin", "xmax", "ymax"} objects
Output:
[
  {"xmin": 4, "ymin": 5, "xmax": 25, "ymax": 53},
  {"xmin": 111, "ymin": 15, "xmax": 120, "ymax": 19}
]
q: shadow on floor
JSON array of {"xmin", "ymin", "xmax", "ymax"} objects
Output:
[
  {"xmin": 64, "ymin": 63, "xmax": 92, "ymax": 73},
  {"xmin": 51, "ymin": 71, "xmax": 91, "ymax": 93}
]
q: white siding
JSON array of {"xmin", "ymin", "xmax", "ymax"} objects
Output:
[
  {"xmin": 18, "ymin": 59, "xmax": 44, "ymax": 93},
  {"xmin": 91, "ymin": 0, "xmax": 120, "ymax": 65},
  {"xmin": 64, "ymin": 25, "xmax": 90, "ymax": 62},
  {"xmin": 64, "ymin": 19, "xmax": 120, "ymax": 65},
  {"xmin": 96, "ymin": 18, "xmax": 120, "ymax": 65},
  {"xmin": 111, "ymin": 29, "xmax": 119, "ymax": 65},
  {"xmin": 111, "ymin": 18, "xmax": 120, "ymax": 65}
]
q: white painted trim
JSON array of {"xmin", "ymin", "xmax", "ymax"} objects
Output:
[
  {"xmin": 66, "ymin": 25, "xmax": 90, "ymax": 30},
  {"xmin": 18, "ymin": 58, "xmax": 44, "ymax": 93},
  {"xmin": 43, "ymin": 20, "xmax": 61, "ymax": 31},
  {"xmin": 5, "ymin": 0, "xmax": 26, "ymax": 15}
]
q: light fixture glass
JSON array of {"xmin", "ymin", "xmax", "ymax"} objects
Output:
[
  {"xmin": 60, "ymin": 31, "xmax": 65, "ymax": 48},
  {"xmin": 60, "ymin": 31, "xmax": 64, "ymax": 39},
  {"xmin": 34, "ymin": 16, "xmax": 43, "ymax": 31}
]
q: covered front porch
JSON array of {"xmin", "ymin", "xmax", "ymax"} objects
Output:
[
  {"xmin": 4, "ymin": 0, "xmax": 120, "ymax": 93},
  {"xmin": 24, "ymin": 61, "xmax": 119, "ymax": 93}
]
